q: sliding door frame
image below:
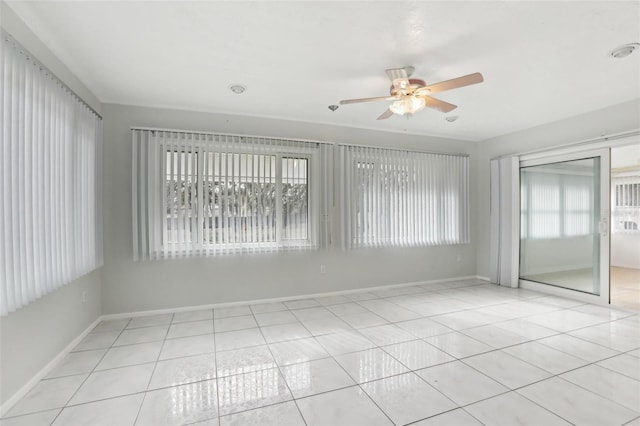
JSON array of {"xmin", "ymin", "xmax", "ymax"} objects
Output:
[{"xmin": 518, "ymin": 148, "xmax": 611, "ymax": 305}]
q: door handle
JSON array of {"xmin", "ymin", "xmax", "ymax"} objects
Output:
[{"xmin": 599, "ymin": 218, "xmax": 608, "ymax": 237}]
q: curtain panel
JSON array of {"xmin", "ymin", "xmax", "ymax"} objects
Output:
[
  {"xmin": 489, "ymin": 156, "xmax": 519, "ymax": 287},
  {"xmin": 1, "ymin": 32, "xmax": 103, "ymax": 315}
]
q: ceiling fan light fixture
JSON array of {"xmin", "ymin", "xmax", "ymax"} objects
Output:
[
  {"xmin": 339, "ymin": 67, "xmax": 483, "ymax": 120},
  {"xmin": 390, "ymin": 96, "xmax": 426, "ymax": 115}
]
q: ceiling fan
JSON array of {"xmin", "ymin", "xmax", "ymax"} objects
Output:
[{"xmin": 339, "ymin": 66, "xmax": 484, "ymax": 120}]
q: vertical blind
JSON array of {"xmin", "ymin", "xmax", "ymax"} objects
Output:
[
  {"xmin": 489, "ymin": 157, "xmax": 520, "ymax": 287},
  {"xmin": 1, "ymin": 32, "xmax": 103, "ymax": 316},
  {"xmin": 337, "ymin": 145, "xmax": 469, "ymax": 249},
  {"xmin": 132, "ymin": 129, "xmax": 332, "ymax": 259}
]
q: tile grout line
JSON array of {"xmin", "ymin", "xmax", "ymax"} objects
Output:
[
  {"xmin": 47, "ymin": 317, "xmax": 133, "ymax": 426},
  {"xmin": 211, "ymin": 309, "xmax": 221, "ymax": 426},
  {"xmin": 4, "ymin": 282, "xmax": 638, "ymax": 424},
  {"xmin": 131, "ymin": 312, "xmax": 175, "ymax": 426},
  {"xmin": 279, "ymin": 290, "xmax": 493, "ymax": 425},
  {"xmin": 284, "ymin": 303, "xmax": 540, "ymax": 425},
  {"xmin": 623, "ymin": 414, "xmax": 640, "ymax": 426},
  {"xmin": 296, "ymin": 314, "xmax": 402, "ymax": 425},
  {"xmin": 247, "ymin": 305, "xmax": 309, "ymax": 426},
  {"xmin": 120, "ymin": 292, "xmax": 640, "ymax": 423},
  {"xmin": 317, "ymin": 293, "xmax": 640, "ymax": 422},
  {"xmin": 453, "ymin": 359, "xmax": 575, "ymax": 424},
  {"xmin": 456, "ymin": 344, "xmax": 639, "ymax": 421},
  {"xmin": 284, "ymin": 327, "xmax": 398, "ymax": 425},
  {"xmin": 23, "ymin": 320, "xmax": 634, "ymax": 424},
  {"xmin": 75, "ymin": 323, "xmax": 609, "ymax": 395}
]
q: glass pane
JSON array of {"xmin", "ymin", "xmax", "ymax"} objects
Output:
[
  {"xmin": 282, "ymin": 157, "xmax": 308, "ymax": 240},
  {"xmin": 202, "ymin": 152, "xmax": 276, "ymax": 244},
  {"xmin": 165, "ymin": 151, "xmax": 198, "ymax": 243},
  {"xmin": 519, "ymin": 157, "xmax": 601, "ymax": 295}
]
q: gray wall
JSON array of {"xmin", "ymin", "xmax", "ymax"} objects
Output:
[
  {"xmin": 0, "ymin": 270, "xmax": 102, "ymax": 405},
  {"xmin": 475, "ymin": 99, "xmax": 640, "ymax": 278},
  {"xmin": 101, "ymin": 103, "xmax": 479, "ymax": 314},
  {"xmin": 0, "ymin": 1, "xmax": 103, "ymax": 406}
]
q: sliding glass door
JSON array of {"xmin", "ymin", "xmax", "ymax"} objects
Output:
[{"xmin": 519, "ymin": 149, "xmax": 610, "ymax": 303}]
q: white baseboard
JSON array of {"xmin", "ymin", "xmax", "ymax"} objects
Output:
[
  {"xmin": 0, "ymin": 316, "xmax": 102, "ymax": 418},
  {"xmin": 1, "ymin": 274, "xmax": 479, "ymax": 415},
  {"xmin": 100, "ymin": 275, "xmax": 479, "ymax": 320},
  {"xmin": 476, "ymin": 275, "xmax": 492, "ymax": 282}
]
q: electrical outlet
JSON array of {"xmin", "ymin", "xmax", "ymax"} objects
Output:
[
  {"xmin": 320, "ymin": 264, "xmax": 327, "ymax": 274},
  {"xmin": 456, "ymin": 254, "xmax": 461, "ymax": 262}
]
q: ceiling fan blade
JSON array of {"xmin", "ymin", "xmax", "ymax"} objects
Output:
[
  {"xmin": 377, "ymin": 109, "xmax": 394, "ymax": 120},
  {"xmin": 385, "ymin": 66, "xmax": 413, "ymax": 81},
  {"xmin": 340, "ymin": 96, "xmax": 397, "ymax": 105},
  {"xmin": 423, "ymin": 72, "xmax": 484, "ymax": 94},
  {"xmin": 422, "ymin": 96, "xmax": 458, "ymax": 113}
]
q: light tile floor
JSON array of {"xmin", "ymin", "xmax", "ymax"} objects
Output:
[{"xmin": 3, "ymin": 279, "xmax": 640, "ymax": 426}]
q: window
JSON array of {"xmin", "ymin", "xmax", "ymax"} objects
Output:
[
  {"xmin": 612, "ymin": 175, "xmax": 640, "ymax": 233},
  {"xmin": 1, "ymin": 32, "xmax": 103, "ymax": 315},
  {"xmin": 520, "ymin": 163, "xmax": 594, "ymax": 239},
  {"xmin": 133, "ymin": 130, "xmax": 330, "ymax": 259},
  {"xmin": 338, "ymin": 145, "xmax": 469, "ymax": 248}
]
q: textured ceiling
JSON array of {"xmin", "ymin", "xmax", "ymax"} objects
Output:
[{"xmin": 6, "ymin": 1, "xmax": 640, "ymax": 141}]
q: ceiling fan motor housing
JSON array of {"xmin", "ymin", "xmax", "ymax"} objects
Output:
[{"xmin": 390, "ymin": 79, "xmax": 427, "ymax": 96}]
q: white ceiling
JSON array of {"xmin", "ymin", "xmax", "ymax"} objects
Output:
[{"xmin": 6, "ymin": 1, "xmax": 640, "ymax": 141}]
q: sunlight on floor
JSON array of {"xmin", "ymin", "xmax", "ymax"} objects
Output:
[{"xmin": 611, "ymin": 267, "xmax": 640, "ymax": 311}]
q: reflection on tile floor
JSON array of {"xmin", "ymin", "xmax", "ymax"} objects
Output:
[{"xmin": 3, "ymin": 279, "xmax": 640, "ymax": 425}]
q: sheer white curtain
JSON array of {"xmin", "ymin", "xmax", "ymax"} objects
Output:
[
  {"xmin": 1, "ymin": 32, "xmax": 103, "ymax": 316},
  {"xmin": 489, "ymin": 156, "xmax": 519, "ymax": 287},
  {"xmin": 337, "ymin": 145, "xmax": 469, "ymax": 249},
  {"xmin": 132, "ymin": 129, "xmax": 332, "ymax": 259}
]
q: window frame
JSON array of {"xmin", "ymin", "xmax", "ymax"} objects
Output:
[{"xmin": 158, "ymin": 140, "xmax": 316, "ymax": 254}]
